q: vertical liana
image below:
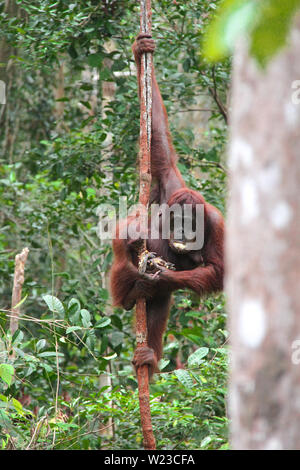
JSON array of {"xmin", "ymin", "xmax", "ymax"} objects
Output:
[{"xmin": 135, "ymin": 0, "xmax": 156, "ymax": 451}]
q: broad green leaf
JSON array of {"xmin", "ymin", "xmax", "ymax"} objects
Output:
[
  {"xmin": 0, "ymin": 364, "xmax": 14, "ymax": 386},
  {"xmin": 25, "ymin": 365, "xmax": 36, "ymax": 377},
  {"xmin": 41, "ymin": 363, "xmax": 53, "ymax": 373},
  {"xmin": 66, "ymin": 326, "xmax": 82, "ymax": 334},
  {"xmin": 201, "ymin": 436, "xmax": 212, "ymax": 448},
  {"xmin": 68, "ymin": 298, "xmax": 81, "ymax": 313},
  {"xmin": 188, "ymin": 347, "xmax": 209, "ymax": 367},
  {"xmin": 159, "ymin": 359, "xmax": 170, "ymax": 370},
  {"xmin": 174, "ymin": 369, "xmax": 194, "ymax": 388},
  {"xmin": 38, "ymin": 351, "xmax": 64, "ymax": 358},
  {"xmin": 12, "ymin": 329, "xmax": 24, "ymax": 345},
  {"xmin": 42, "ymin": 294, "xmax": 64, "ymax": 316},
  {"xmin": 36, "ymin": 339, "xmax": 46, "ymax": 352},
  {"xmin": 80, "ymin": 309, "xmax": 91, "ymax": 328},
  {"xmin": 12, "ymin": 398, "xmax": 24, "ymax": 415},
  {"xmin": 95, "ymin": 317, "xmax": 111, "ymax": 328},
  {"xmin": 181, "ymin": 327, "xmax": 203, "ymax": 345},
  {"xmin": 86, "ymin": 332, "xmax": 95, "ymax": 350}
]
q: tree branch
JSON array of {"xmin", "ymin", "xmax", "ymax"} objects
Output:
[{"xmin": 10, "ymin": 247, "xmax": 29, "ymax": 336}]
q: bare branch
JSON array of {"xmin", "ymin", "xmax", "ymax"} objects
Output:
[{"xmin": 135, "ymin": 0, "xmax": 156, "ymax": 451}]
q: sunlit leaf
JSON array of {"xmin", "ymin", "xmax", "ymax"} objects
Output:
[{"xmin": 0, "ymin": 364, "xmax": 14, "ymax": 386}]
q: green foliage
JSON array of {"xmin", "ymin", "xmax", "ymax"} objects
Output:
[
  {"xmin": 0, "ymin": 291, "xmax": 228, "ymax": 449},
  {"xmin": 204, "ymin": 0, "xmax": 300, "ymax": 66},
  {"xmin": 0, "ymin": 0, "xmax": 229, "ymax": 450}
]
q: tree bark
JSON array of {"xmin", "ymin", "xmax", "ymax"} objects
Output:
[
  {"xmin": 227, "ymin": 15, "xmax": 300, "ymax": 449},
  {"xmin": 10, "ymin": 247, "xmax": 29, "ymax": 335}
]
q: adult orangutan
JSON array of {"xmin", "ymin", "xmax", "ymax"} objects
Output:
[{"xmin": 110, "ymin": 34, "xmax": 224, "ymax": 378}]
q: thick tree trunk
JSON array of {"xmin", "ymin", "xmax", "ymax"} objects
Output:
[{"xmin": 227, "ymin": 15, "xmax": 300, "ymax": 449}]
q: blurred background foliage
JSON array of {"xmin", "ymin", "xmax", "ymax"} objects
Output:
[
  {"xmin": 204, "ymin": 0, "xmax": 300, "ymax": 66},
  {"xmin": 0, "ymin": 0, "xmax": 229, "ymax": 449}
]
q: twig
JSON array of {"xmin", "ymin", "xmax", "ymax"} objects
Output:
[
  {"xmin": 52, "ymin": 335, "xmax": 60, "ymax": 448},
  {"xmin": 25, "ymin": 416, "xmax": 48, "ymax": 450},
  {"xmin": 194, "ymin": 159, "xmax": 227, "ymax": 174},
  {"xmin": 174, "ymin": 108, "xmax": 213, "ymax": 113},
  {"xmin": 208, "ymin": 66, "xmax": 228, "ymax": 124}
]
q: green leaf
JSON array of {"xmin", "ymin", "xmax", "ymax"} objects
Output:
[
  {"xmin": 12, "ymin": 398, "xmax": 24, "ymax": 415},
  {"xmin": 86, "ymin": 187, "xmax": 96, "ymax": 198},
  {"xmin": 12, "ymin": 294, "xmax": 28, "ymax": 310},
  {"xmin": 66, "ymin": 326, "xmax": 82, "ymax": 334},
  {"xmin": 80, "ymin": 100, "xmax": 91, "ymax": 110},
  {"xmin": 25, "ymin": 365, "xmax": 36, "ymax": 377},
  {"xmin": 41, "ymin": 363, "xmax": 53, "ymax": 373},
  {"xmin": 188, "ymin": 347, "xmax": 209, "ymax": 367},
  {"xmin": 87, "ymin": 53, "xmax": 103, "ymax": 67},
  {"xmin": 55, "ymin": 97, "xmax": 69, "ymax": 102},
  {"xmin": 68, "ymin": 298, "xmax": 81, "ymax": 314},
  {"xmin": 95, "ymin": 317, "xmax": 111, "ymax": 328},
  {"xmin": 159, "ymin": 359, "xmax": 170, "ymax": 370},
  {"xmin": 38, "ymin": 352, "xmax": 64, "ymax": 358},
  {"xmin": 42, "ymin": 294, "xmax": 64, "ymax": 316},
  {"xmin": 0, "ymin": 364, "xmax": 14, "ymax": 386},
  {"xmin": 181, "ymin": 327, "xmax": 203, "ymax": 345},
  {"xmin": 174, "ymin": 369, "xmax": 194, "ymax": 388},
  {"xmin": 201, "ymin": 436, "xmax": 212, "ymax": 448},
  {"xmin": 80, "ymin": 309, "xmax": 91, "ymax": 328},
  {"xmin": 12, "ymin": 329, "xmax": 24, "ymax": 345},
  {"xmin": 86, "ymin": 332, "xmax": 95, "ymax": 350},
  {"xmin": 36, "ymin": 339, "xmax": 46, "ymax": 352}
]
